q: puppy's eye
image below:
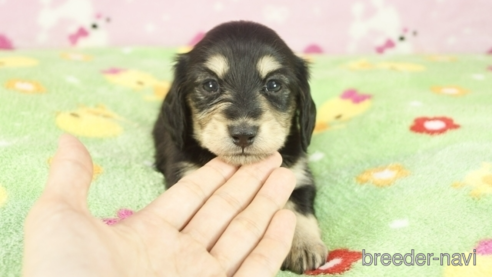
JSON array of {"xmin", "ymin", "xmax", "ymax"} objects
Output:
[
  {"xmin": 202, "ymin": 79, "xmax": 219, "ymax": 93},
  {"xmin": 265, "ymin": 80, "xmax": 281, "ymax": 92}
]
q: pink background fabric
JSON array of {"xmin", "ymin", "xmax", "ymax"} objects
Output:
[{"xmin": 0, "ymin": 0, "xmax": 491, "ymax": 54}]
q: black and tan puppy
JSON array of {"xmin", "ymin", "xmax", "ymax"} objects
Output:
[{"xmin": 152, "ymin": 21, "xmax": 327, "ymax": 273}]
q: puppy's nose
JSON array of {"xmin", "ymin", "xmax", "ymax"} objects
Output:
[{"xmin": 228, "ymin": 124, "xmax": 258, "ymax": 148}]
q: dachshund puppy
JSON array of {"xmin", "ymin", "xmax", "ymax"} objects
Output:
[{"xmin": 152, "ymin": 21, "xmax": 327, "ymax": 273}]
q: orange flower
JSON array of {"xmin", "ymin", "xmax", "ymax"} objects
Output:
[
  {"xmin": 5, "ymin": 79, "xmax": 45, "ymax": 93},
  {"xmin": 357, "ymin": 164, "xmax": 410, "ymax": 187},
  {"xmin": 431, "ymin": 86, "xmax": 468, "ymax": 96},
  {"xmin": 60, "ymin": 52, "xmax": 92, "ymax": 61}
]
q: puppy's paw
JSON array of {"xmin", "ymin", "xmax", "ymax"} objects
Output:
[{"xmin": 281, "ymin": 235, "xmax": 327, "ymax": 274}]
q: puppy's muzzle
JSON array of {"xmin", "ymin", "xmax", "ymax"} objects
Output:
[{"xmin": 228, "ymin": 124, "xmax": 258, "ymax": 149}]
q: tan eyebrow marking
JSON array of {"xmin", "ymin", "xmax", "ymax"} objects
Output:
[
  {"xmin": 257, "ymin": 55, "xmax": 282, "ymax": 79},
  {"xmin": 204, "ymin": 54, "xmax": 229, "ymax": 78}
]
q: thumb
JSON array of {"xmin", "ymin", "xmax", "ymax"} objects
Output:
[{"xmin": 43, "ymin": 134, "xmax": 93, "ymax": 211}]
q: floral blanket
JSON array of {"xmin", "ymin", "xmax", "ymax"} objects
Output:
[{"xmin": 0, "ymin": 48, "xmax": 491, "ymax": 277}]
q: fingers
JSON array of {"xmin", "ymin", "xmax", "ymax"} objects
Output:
[
  {"xmin": 234, "ymin": 209, "xmax": 296, "ymax": 277},
  {"xmin": 210, "ymin": 167, "xmax": 296, "ymax": 276},
  {"xmin": 137, "ymin": 156, "xmax": 240, "ymax": 230},
  {"xmin": 181, "ymin": 153, "xmax": 283, "ymax": 248},
  {"xmin": 43, "ymin": 134, "xmax": 93, "ymax": 212}
]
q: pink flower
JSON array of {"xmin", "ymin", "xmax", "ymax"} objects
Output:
[
  {"xmin": 476, "ymin": 239, "xmax": 492, "ymax": 255},
  {"xmin": 102, "ymin": 209, "xmax": 134, "ymax": 225},
  {"xmin": 102, "ymin": 68, "xmax": 125, "ymax": 75}
]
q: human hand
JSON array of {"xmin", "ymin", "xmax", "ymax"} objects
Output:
[{"xmin": 22, "ymin": 134, "xmax": 296, "ymax": 277}]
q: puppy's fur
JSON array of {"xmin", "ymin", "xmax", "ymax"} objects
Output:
[{"xmin": 152, "ymin": 21, "xmax": 327, "ymax": 273}]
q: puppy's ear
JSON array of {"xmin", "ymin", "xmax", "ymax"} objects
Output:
[
  {"xmin": 162, "ymin": 54, "xmax": 190, "ymax": 149},
  {"xmin": 295, "ymin": 57, "xmax": 316, "ymax": 152}
]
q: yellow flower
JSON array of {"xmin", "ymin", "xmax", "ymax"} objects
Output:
[
  {"xmin": 60, "ymin": 52, "xmax": 92, "ymax": 61},
  {"xmin": 377, "ymin": 62, "xmax": 425, "ymax": 72},
  {"xmin": 0, "ymin": 185, "xmax": 7, "ymax": 208},
  {"xmin": 425, "ymin": 55, "xmax": 456, "ymax": 62},
  {"xmin": 357, "ymin": 164, "xmax": 410, "ymax": 187},
  {"xmin": 444, "ymin": 254, "xmax": 492, "ymax": 277},
  {"xmin": 0, "ymin": 56, "xmax": 38, "ymax": 68},
  {"xmin": 345, "ymin": 59, "xmax": 375, "ymax": 70},
  {"xmin": 431, "ymin": 86, "xmax": 468, "ymax": 96},
  {"xmin": 345, "ymin": 60, "xmax": 426, "ymax": 71},
  {"xmin": 453, "ymin": 163, "xmax": 492, "ymax": 198},
  {"xmin": 5, "ymin": 79, "xmax": 45, "ymax": 93}
]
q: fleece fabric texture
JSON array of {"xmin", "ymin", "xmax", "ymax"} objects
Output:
[{"xmin": 0, "ymin": 48, "xmax": 491, "ymax": 277}]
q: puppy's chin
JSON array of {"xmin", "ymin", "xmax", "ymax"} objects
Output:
[{"xmin": 217, "ymin": 153, "xmax": 273, "ymax": 166}]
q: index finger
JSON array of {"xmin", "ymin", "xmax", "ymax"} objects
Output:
[
  {"xmin": 139, "ymin": 153, "xmax": 281, "ymax": 230},
  {"xmin": 137, "ymin": 157, "xmax": 238, "ymax": 230}
]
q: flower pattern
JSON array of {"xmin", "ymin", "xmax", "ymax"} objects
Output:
[
  {"xmin": 357, "ymin": 164, "xmax": 410, "ymax": 187},
  {"xmin": 426, "ymin": 55, "xmax": 457, "ymax": 62},
  {"xmin": 60, "ymin": 52, "xmax": 92, "ymax": 61},
  {"xmin": 102, "ymin": 209, "xmax": 134, "ymax": 225},
  {"xmin": 5, "ymin": 79, "xmax": 45, "ymax": 94},
  {"xmin": 476, "ymin": 239, "xmax": 492, "ymax": 255},
  {"xmin": 431, "ymin": 86, "xmax": 468, "ymax": 96},
  {"xmin": 0, "ymin": 45, "xmax": 491, "ymax": 277},
  {"xmin": 410, "ymin": 116, "xmax": 460, "ymax": 135},
  {"xmin": 443, "ymin": 239, "xmax": 492, "ymax": 277},
  {"xmin": 452, "ymin": 163, "xmax": 492, "ymax": 198},
  {"xmin": 345, "ymin": 60, "xmax": 425, "ymax": 71},
  {"xmin": 345, "ymin": 59, "xmax": 374, "ymax": 70},
  {"xmin": 305, "ymin": 249, "xmax": 362, "ymax": 275}
]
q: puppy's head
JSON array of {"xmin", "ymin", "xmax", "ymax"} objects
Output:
[{"xmin": 162, "ymin": 21, "xmax": 316, "ymax": 165}]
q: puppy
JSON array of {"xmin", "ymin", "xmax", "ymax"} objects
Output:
[{"xmin": 152, "ymin": 21, "xmax": 327, "ymax": 273}]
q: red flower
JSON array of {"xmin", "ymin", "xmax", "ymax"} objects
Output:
[
  {"xmin": 305, "ymin": 249, "xmax": 362, "ymax": 275},
  {"xmin": 410, "ymin": 116, "xmax": 460, "ymax": 135}
]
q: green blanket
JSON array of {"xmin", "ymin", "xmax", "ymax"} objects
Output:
[{"xmin": 1, "ymin": 48, "xmax": 491, "ymax": 277}]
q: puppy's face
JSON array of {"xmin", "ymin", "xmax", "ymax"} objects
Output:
[
  {"xmin": 187, "ymin": 53, "xmax": 298, "ymax": 165},
  {"xmin": 163, "ymin": 22, "xmax": 316, "ymax": 165}
]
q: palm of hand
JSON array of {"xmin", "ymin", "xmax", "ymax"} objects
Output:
[{"xmin": 23, "ymin": 135, "xmax": 296, "ymax": 277}]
